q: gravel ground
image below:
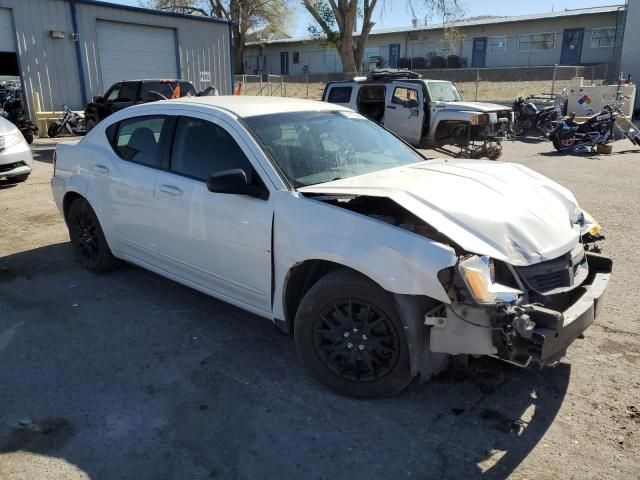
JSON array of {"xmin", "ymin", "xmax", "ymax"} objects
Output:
[{"xmin": 0, "ymin": 136, "xmax": 639, "ymax": 479}]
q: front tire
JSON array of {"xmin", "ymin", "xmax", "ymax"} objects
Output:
[
  {"xmin": 67, "ymin": 198, "xmax": 119, "ymax": 272},
  {"xmin": 294, "ymin": 269, "xmax": 412, "ymax": 398}
]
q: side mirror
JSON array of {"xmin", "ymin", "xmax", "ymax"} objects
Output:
[
  {"xmin": 93, "ymin": 96, "xmax": 103, "ymax": 103},
  {"xmin": 207, "ymin": 168, "xmax": 269, "ymax": 200}
]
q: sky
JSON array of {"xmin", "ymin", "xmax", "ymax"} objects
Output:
[{"xmin": 109, "ymin": 0, "xmax": 625, "ymax": 37}]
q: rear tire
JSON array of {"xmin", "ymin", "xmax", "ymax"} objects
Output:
[
  {"xmin": 294, "ymin": 269, "xmax": 412, "ymax": 398},
  {"xmin": 48, "ymin": 123, "xmax": 61, "ymax": 138},
  {"xmin": 552, "ymin": 134, "xmax": 575, "ymax": 152},
  {"xmin": 66, "ymin": 198, "xmax": 119, "ymax": 272}
]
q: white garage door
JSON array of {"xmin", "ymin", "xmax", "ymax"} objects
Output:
[
  {"xmin": 0, "ymin": 8, "xmax": 16, "ymax": 52},
  {"xmin": 96, "ymin": 21, "xmax": 178, "ymax": 89}
]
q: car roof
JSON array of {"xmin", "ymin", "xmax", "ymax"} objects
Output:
[{"xmin": 167, "ymin": 95, "xmax": 351, "ymax": 118}]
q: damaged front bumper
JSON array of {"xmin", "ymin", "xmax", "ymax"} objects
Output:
[
  {"xmin": 514, "ymin": 253, "xmax": 611, "ymax": 366},
  {"xmin": 427, "ymin": 252, "xmax": 612, "ymax": 367}
]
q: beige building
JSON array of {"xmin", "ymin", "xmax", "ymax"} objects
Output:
[{"xmin": 245, "ymin": 5, "xmax": 624, "ymax": 76}]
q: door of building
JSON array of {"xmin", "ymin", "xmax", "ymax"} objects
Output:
[
  {"xmin": 280, "ymin": 52, "xmax": 289, "ymax": 75},
  {"xmin": 388, "ymin": 44, "xmax": 401, "ymax": 68},
  {"xmin": 471, "ymin": 37, "xmax": 487, "ymax": 67},
  {"xmin": 561, "ymin": 28, "xmax": 584, "ymax": 65}
]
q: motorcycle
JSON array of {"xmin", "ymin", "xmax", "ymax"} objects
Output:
[
  {"xmin": 549, "ymin": 101, "xmax": 639, "ymax": 153},
  {"xmin": 511, "ymin": 96, "xmax": 562, "ymax": 137},
  {"xmin": 48, "ymin": 104, "xmax": 86, "ymax": 138},
  {"xmin": 1, "ymin": 91, "xmax": 38, "ymax": 144}
]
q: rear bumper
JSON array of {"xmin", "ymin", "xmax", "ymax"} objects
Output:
[{"xmin": 51, "ymin": 175, "xmax": 66, "ymax": 213}]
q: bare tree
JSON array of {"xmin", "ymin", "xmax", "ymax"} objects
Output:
[
  {"xmin": 303, "ymin": 0, "xmax": 464, "ymax": 74},
  {"xmin": 302, "ymin": 0, "xmax": 378, "ymax": 74},
  {"xmin": 144, "ymin": 0, "xmax": 292, "ymax": 73}
]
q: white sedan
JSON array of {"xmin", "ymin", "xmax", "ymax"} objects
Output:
[
  {"xmin": 0, "ymin": 116, "xmax": 32, "ymax": 182},
  {"xmin": 51, "ymin": 96, "xmax": 611, "ymax": 398}
]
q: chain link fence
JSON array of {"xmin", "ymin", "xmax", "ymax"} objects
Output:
[{"xmin": 235, "ymin": 63, "xmax": 613, "ymax": 104}]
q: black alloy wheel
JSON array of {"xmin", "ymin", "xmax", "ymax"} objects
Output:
[
  {"xmin": 313, "ymin": 299, "xmax": 400, "ymax": 382},
  {"xmin": 67, "ymin": 198, "xmax": 119, "ymax": 272},
  {"xmin": 294, "ymin": 269, "xmax": 412, "ymax": 398},
  {"xmin": 70, "ymin": 204, "xmax": 100, "ymax": 266}
]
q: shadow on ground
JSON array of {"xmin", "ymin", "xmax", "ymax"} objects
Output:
[{"xmin": 0, "ymin": 243, "xmax": 570, "ymax": 479}]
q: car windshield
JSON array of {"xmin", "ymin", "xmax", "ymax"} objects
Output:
[
  {"xmin": 244, "ymin": 110, "xmax": 426, "ymax": 187},
  {"xmin": 427, "ymin": 81, "xmax": 463, "ymax": 102}
]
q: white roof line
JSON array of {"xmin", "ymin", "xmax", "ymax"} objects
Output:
[{"xmin": 247, "ymin": 5, "xmax": 624, "ymax": 46}]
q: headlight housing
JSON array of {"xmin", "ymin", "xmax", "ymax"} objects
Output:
[
  {"xmin": 0, "ymin": 129, "xmax": 24, "ymax": 150},
  {"xmin": 580, "ymin": 209, "xmax": 601, "ymax": 237},
  {"xmin": 457, "ymin": 256, "xmax": 522, "ymax": 305}
]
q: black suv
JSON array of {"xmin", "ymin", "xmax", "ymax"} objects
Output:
[{"xmin": 84, "ymin": 79, "xmax": 198, "ymax": 132}]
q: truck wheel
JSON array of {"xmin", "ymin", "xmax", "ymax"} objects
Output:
[
  {"xmin": 294, "ymin": 269, "xmax": 412, "ymax": 398},
  {"xmin": 66, "ymin": 198, "xmax": 119, "ymax": 272}
]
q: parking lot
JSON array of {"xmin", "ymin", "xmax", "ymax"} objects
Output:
[{"xmin": 1, "ymin": 137, "xmax": 639, "ymax": 479}]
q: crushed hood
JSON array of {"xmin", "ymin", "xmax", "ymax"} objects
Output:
[
  {"xmin": 298, "ymin": 160, "xmax": 582, "ymax": 266},
  {"xmin": 437, "ymin": 101, "xmax": 510, "ymax": 112}
]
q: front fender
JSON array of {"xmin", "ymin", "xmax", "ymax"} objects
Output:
[
  {"xmin": 272, "ymin": 192, "xmax": 457, "ymax": 319},
  {"xmin": 428, "ymin": 110, "xmax": 480, "ymax": 139}
]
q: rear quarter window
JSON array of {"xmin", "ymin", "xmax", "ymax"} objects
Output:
[{"xmin": 327, "ymin": 86, "xmax": 353, "ymax": 104}]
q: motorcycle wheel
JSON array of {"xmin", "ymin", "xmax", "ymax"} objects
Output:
[
  {"xmin": 24, "ymin": 131, "xmax": 34, "ymax": 144},
  {"xmin": 552, "ymin": 134, "xmax": 576, "ymax": 152},
  {"xmin": 48, "ymin": 123, "xmax": 62, "ymax": 138},
  {"xmin": 511, "ymin": 122, "xmax": 525, "ymax": 136}
]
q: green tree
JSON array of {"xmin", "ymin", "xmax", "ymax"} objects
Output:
[{"xmin": 144, "ymin": 0, "xmax": 293, "ymax": 73}]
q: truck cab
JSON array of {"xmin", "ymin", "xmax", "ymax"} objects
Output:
[{"xmin": 322, "ymin": 70, "xmax": 513, "ymax": 159}]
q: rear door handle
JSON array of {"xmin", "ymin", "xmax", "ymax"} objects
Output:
[
  {"xmin": 93, "ymin": 164, "xmax": 109, "ymax": 175},
  {"xmin": 387, "ymin": 105, "xmax": 397, "ymax": 109},
  {"xmin": 158, "ymin": 184, "xmax": 183, "ymax": 197}
]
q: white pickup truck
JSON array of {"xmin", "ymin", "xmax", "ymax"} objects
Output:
[{"xmin": 323, "ymin": 70, "xmax": 513, "ymax": 159}]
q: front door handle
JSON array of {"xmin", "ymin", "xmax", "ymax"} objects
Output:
[
  {"xmin": 158, "ymin": 184, "xmax": 183, "ymax": 197},
  {"xmin": 93, "ymin": 164, "xmax": 109, "ymax": 175}
]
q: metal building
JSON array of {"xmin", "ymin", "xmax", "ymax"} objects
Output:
[{"xmin": 0, "ymin": 0, "xmax": 233, "ymax": 119}]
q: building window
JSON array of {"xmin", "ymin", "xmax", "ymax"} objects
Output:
[
  {"xmin": 519, "ymin": 32, "xmax": 556, "ymax": 52},
  {"xmin": 364, "ymin": 46, "xmax": 380, "ymax": 61},
  {"xmin": 490, "ymin": 36, "xmax": 506, "ymax": 53},
  {"xmin": 591, "ymin": 27, "xmax": 616, "ymax": 48},
  {"xmin": 293, "ymin": 52, "xmax": 300, "ymax": 64}
]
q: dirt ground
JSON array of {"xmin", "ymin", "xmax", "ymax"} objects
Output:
[
  {"xmin": 244, "ymin": 79, "xmax": 578, "ymax": 101},
  {"xmin": 0, "ymin": 136, "xmax": 639, "ymax": 479}
]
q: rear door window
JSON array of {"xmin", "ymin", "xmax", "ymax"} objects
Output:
[
  {"xmin": 117, "ymin": 82, "xmax": 139, "ymax": 102},
  {"xmin": 114, "ymin": 116, "xmax": 167, "ymax": 168},
  {"xmin": 327, "ymin": 86, "xmax": 353, "ymax": 103}
]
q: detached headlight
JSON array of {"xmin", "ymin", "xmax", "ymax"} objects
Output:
[
  {"xmin": 457, "ymin": 256, "xmax": 522, "ymax": 305},
  {"xmin": 0, "ymin": 130, "xmax": 24, "ymax": 150}
]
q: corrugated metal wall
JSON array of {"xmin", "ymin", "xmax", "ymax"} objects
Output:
[{"xmin": 0, "ymin": 0, "xmax": 232, "ymax": 118}]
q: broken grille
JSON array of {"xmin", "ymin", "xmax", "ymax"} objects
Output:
[{"xmin": 516, "ymin": 245, "xmax": 588, "ymax": 294}]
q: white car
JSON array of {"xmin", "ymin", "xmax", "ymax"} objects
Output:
[
  {"xmin": 0, "ymin": 116, "xmax": 32, "ymax": 182},
  {"xmin": 51, "ymin": 96, "xmax": 612, "ymax": 398}
]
